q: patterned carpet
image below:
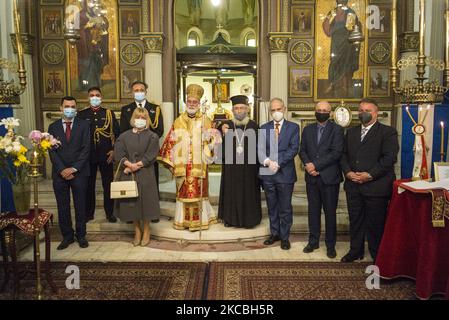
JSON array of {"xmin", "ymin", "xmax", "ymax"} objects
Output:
[
  {"xmin": 0, "ymin": 262, "xmax": 206, "ymax": 300},
  {"xmin": 206, "ymin": 262, "xmax": 417, "ymax": 300}
]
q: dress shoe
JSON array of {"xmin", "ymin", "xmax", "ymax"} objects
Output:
[
  {"xmin": 303, "ymin": 243, "xmax": 319, "ymax": 253},
  {"xmin": 224, "ymin": 222, "xmax": 231, "ymax": 228},
  {"xmin": 281, "ymin": 240, "xmax": 291, "ymax": 250},
  {"xmin": 151, "ymin": 219, "xmax": 160, "ymax": 223},
  {"xmin": 77, "ymin": 237, "xmax": 89, "ymax": 248},
  {"xmin": 57, "ymin": 239, "xmax": 74, "ymax": 250},
  {"xmin": 340, "ymin": 252, "xmax": 363, "ymax": 263},
  {"xmin": 327, "ymin": 247, "xmax": 337, "ymax": 259},
  {"xmin": 107, "ymin": 216, "xmax": 117, "ymax": 223},
  {"xmin": 263, "ymin": 235, "xmax": 280, "ymax": 245}
]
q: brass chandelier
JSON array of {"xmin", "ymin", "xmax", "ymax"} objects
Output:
[{"xmin": 391, "ymin": 0, "xmax": 448, "ymax": 104}]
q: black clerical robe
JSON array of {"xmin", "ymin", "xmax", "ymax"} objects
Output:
[{"xmin": 218, "ymin": 119, "xmax": 262, "ymax": 228}]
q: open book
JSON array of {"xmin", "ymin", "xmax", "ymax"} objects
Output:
[{"xmin": 399, "ymin": 179, "xmax": 449, "ymax": 194}]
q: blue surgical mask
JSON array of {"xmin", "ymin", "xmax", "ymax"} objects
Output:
[
  {"xmin": 63, "ymin": 107, "xmax": 77, "ymax": 119},
  {"xmin": 89, "ymin": 96, "xmax": 102, "ymax": 107},
  {"xmin": 134, "ymin": 92, "xmax": 146, "ymax": 102}
]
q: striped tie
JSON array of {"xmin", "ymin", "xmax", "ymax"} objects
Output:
[{"xmin": 361, "ymin": 127, "xmax": 368, "ymax": 141}]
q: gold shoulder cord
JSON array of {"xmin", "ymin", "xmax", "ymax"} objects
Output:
[
  {"xmin": 94, "ymin": 109, "xmax": 115, "ymax": 145},
  {"xmin": 148, "ymin": 106, "xmax": 160, "ymax": 129}
]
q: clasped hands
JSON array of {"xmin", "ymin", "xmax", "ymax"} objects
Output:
[
  {"xmin": 305, "ymin": 163, "xmax": 319, "ymax": 176},
  {"xmin": 265, "ymin": 159, "xmax": 280, "ymax": 173},
  {"xmin": 346, "ymin": 171, "xmax": 372, "ymax": 184},
  {"xmin": 124, "ymin": 160, "xmax": 143, "ymax": 175},
  {"xmin": 60, "ymin": 167, "xmax": 77, "ymax": 180}
]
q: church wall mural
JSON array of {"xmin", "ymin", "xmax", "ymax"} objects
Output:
[
  {"xmin": 66, "ymin": 0, "xmax": 120, "ymax": 101},
  {"xmin": 288, "ymin": 0, "xmax": 393, "ymax": 106},
  {"xmin": 38, "ymin": 0, "xmax": 145, "ymax": 109}
]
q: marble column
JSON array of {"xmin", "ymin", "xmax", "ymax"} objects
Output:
[
  {"xmin": 268, "ymin": 32, "xmax": 292, "ymax": 109},
  {"xmin": 10, "ymin": 33, "xmax": 36, "ymax": 136},
  {"xmin": 140, "ymin": 32, "xmax": 173, "ymax": 138}
]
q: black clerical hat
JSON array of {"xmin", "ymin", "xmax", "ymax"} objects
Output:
[{"xmin": 230, "ymin": 95, "xmax": 249, "ymax": 106}]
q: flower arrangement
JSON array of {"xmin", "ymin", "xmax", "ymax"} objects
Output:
[{"xmin": 0, "ymin": 118, "xmax": 60, "ymax": 185}]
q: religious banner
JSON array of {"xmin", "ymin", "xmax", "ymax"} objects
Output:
[{"xmin": 401, "ymin": 104, "xmax": 449, "ymax": 180}]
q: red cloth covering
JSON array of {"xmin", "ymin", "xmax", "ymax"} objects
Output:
[
  {"xmin": 0, "ymin": 209, "xmax": 52, "ymax": 235},
  {"xmin": 376, "ymin": 179, "xmax": 449, "ymax": 299}
]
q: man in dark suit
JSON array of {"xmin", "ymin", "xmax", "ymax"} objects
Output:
[
  {"xmin": 120, "ymin": 81, "xmax": 163, "ymax": 223},
  {"xmin": 299, "ymin": 101, "xmax": 344, "ymax": 259},
  {"xmin": 48, "ymin": 96, "xmax": 91, "ymax": 250},
  {"xmin": 340, "ymin": 98, "xmax": 399, "ymax": 262},
  {"xmin": 258, "ymin": 98, "xmax": 300, "ymax": 250},
  {"xmin": 77, "ymin": 87, "xmax": 120, "ymax": 223}
]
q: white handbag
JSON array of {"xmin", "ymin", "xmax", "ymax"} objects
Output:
[{"xmin": 110, "ymin": 158, "xmax": 139, "ymax": 199}]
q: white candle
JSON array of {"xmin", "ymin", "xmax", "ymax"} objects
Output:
[{"xmin": 441, "ymin": 122, "xmax": 445, "ymax": 156}]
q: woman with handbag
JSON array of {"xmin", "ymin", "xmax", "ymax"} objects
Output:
[{"xmin": 113, "ymin": 108, "xmax": 161, "ymax": 246}]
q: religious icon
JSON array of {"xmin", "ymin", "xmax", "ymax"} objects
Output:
[
  {"xmin": 368, "ymin": 67, "xmax": 390, "ymax": 97},
  {"xmin": 41, "ymin": 8, "xmax": 63, "ymax": 39},
  {"xmin": 120, "ymin": 8, "xmax": 141, "ymax": 38},
  {"xmin": 290, "ymin": 67, "xmax": 312, "ymax": 97},
  {"xmin": 66, "ymin": 0, "xmax": 119, "ymax": 101},
  {"xmin": 368, "ymin": 5, "xmax": 391, "ymax": 37},
  {"xmin": 43, "ymin": 69, "xmax": 66, "ymax": 98},
  {"xmin": 315, "ymin": 0, "xmax": 366, "ymax": 101},
  {"xmin": 291, "ymin": 6, "xmax": 314, "ymax": 38},
  {"xmin": 121, "ymin": 68, "xmax": 143, "ymax": 98}
]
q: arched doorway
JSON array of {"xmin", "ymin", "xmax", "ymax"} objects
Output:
[{"xmin": 174, "ymin": 0, "xmax": 259, "ymax": 122}]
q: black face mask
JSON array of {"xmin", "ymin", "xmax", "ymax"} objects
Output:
[
  {"xmin": 315, "ymin": 112, "xmax": 330, "ymax": 123},
  {"xmin": 358, "ymin": 112, "xmax": 373, "ymax": 125}
]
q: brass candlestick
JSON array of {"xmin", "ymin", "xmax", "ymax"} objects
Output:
[{"xmin": 28, "ymin": 150, "xmax": 42, "ymax": 300}]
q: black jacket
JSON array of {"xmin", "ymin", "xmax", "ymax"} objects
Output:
[
  {"xmin": 48, "ymin": 117, "xmax": 91, "ymax": 178},
  {"xmin": 120, "ymin": 101, "xmax": 164, "ymax": 137},
  {"xmin": 77, "ymin": 106, "xmax": 120, "ymax": 163},
  {"xmin": 299, "ymin": 121, "xmax": 344, "ymax": 185},
  {"xmin": 340, "ymin": 121, "xmax": 399, "ymax": 197}
]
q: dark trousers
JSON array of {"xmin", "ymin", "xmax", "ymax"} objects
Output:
[
  {"xmin": 53, "ymin": 175, "xmax": 88, "ymax": 241},
  {"xmin": 346, "ymin": 190, "xmax": 390, "ymax": 260},
  {"xmin": 262, "ymin": 181, "xmax": 294, "ymax": 241},
  {"xmin": 306, "ymin": 177, "xmax": 339, "ymax": 249},
  {"xmin": 86, "ymin": 161, "xmax": 114, "ymax": 218}
]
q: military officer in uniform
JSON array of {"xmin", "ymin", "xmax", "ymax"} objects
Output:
[
  {"xmin": 78, "ymin": 87, "xmax": 120, "ymax": 223},
  {"xmin": 120, "ymin": 80, "xmax": 164, "ymax": 223}
]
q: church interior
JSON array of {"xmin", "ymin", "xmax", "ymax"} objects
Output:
[{"xmin": 0, "ymin": 0, "xmax": 448, "ymax": 301}]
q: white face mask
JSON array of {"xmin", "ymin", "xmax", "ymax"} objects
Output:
[
  {"xmin": 272, "ymin": 111, "xmax": 284, "ymax": 122},
  {"xmin": 134, "ymin": 118, "xmax": 147, "ymax": 129}
]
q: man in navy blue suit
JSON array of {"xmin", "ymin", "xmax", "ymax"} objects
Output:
[
  {"xmin": 48, "ymin": 96, "xmax": 91, "ymax": 250},
  {"xmin": 258, "ymin": 98, "xmax": 300, "ymax": 250},
  {"xmin": 299, "ymin": 101, "xmax": 344, "ymax": 259}
]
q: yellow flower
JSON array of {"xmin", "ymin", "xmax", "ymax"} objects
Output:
[
  {"xmin": 13, "ymin": 160, "xmax": 21, "ymax": 167},
  {"xmin": 19, "ymin": 145, "xmax": 27, "ymax": 154},
  {"xmin": 18, "ymin": 154, "xmax": 30, "ymax": 164},
  {"xmin": 41, "ymin": 139, "xmax": 51, "ymax": 150}
]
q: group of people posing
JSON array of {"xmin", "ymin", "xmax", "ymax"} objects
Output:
[{"xmin": 48, "ymin": 81, "xmax": 399, "ymax": 264}]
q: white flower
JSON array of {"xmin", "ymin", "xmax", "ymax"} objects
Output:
[
  {"xmin": 0, "ymin": 117, "xmax": 20, "ymax": 128},
  {"xmin": 0, "ymin": 136, "xmax": 12, "ymax": 150},
  {"xmin": 5, "ymin": 145, "xmax": 13, "ymax": 153},
  {"xmin": 12, "ymin": 141, "xmax": 22, "ymax": 152}
]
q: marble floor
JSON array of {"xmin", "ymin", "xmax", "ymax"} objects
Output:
[{"xmin": 17, "ymin": 239, "xmax": 373, "ymax": 264}]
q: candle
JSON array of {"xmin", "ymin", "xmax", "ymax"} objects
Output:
[{"xmin": 441, "ymin": 121, "xmax": 445, "ymax": 157}]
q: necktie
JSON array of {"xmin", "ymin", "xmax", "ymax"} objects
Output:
[
  {"xmin": 361, "ymin": 127, "xmax": 368, "ymax": 141},
  {"xmin": 275, "ymin": 123, "xmax": 280, "ymax": 140},
  {"xmin": 317, "ymin": 126, "xmax": 324, "ymax": 144},
  {"xmin": 65, "ymin": 121, "xmax": 72, "ymax": 142}
]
